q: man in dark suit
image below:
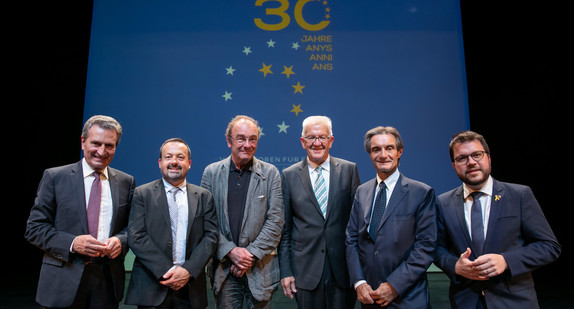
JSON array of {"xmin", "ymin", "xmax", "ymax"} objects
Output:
[
  {"xmin": 346, "ymin": 126, "xmax": 436, "ymax": 308},
  {"xmin": 25, "ymin": 115, "xmax": 136, "ymax": 308},
  {"xmin": 434, "ymin": 131, "xmax": 561, "ymax": 309},
  {"xmin": 278, "ymin": 115, "xmax": 360, "ymax": 309},
  {"xmin": 201, "ymin": 115, "xmax": 284, "ymax": 309},
  {"xmin": 125, "ymin": 138, "xmax": 218, "ymax": 308}
]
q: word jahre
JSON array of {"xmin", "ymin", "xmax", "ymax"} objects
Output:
[{"xmin": 301, "ymin": 35, "xmax": 333, "ymax": 43}]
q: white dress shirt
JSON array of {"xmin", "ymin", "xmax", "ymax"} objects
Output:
[{"xmin": 463, "ymin": 176, "xmax": 493, "ymax": 240}]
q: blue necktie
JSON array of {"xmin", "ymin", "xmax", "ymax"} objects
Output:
[
  {"xmin": 470, "ymin": 191, "xmax": 485, "ymax": 256},
  {"xmin": 369, "ymin": 182, "xmax": 387, "ymax": 241}
]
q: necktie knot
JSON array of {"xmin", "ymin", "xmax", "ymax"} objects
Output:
[{"xmin": 470, "ymin": 191, "xmax": 482, "ymax": 200}]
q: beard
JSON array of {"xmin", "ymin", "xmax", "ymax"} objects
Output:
[{"xmin": 163, "ymin": 164, "xmax": 185, "ymax": 183}]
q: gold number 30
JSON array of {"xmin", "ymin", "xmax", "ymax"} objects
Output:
[{"xmin": 254, "ymin": 0, "xmax": 330, "ymax": 31}]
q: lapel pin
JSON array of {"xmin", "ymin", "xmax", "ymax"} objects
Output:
[{"xmin": 495, "ymin": 195, "xmax": 501, "ymax": 201}]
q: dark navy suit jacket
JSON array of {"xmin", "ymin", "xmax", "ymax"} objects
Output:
[
  {"xmin": 346, "ymin": 173, "xmax": 436, "ymax": 308},
  {"xmin": 435, "ymin": 179, "xmax": 561, "ymax": 309}
]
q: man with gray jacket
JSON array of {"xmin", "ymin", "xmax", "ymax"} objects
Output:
[{"xmin": 201, "ymin": 115, "xmax": 284, "ymax": 309}]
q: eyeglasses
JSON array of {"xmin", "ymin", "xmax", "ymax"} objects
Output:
[
  {"xmin": 229, "ymin": 136, "xmax": 258, "ymax": 145},
  {"xmin": 453, "ymin": 150, "xmax": 486, "ymax": 165},
  {"xmin": 302, "ymin": 136, "xmax": 331, "ymax": 143}
]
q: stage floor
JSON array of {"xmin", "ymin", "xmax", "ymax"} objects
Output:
[{"xmin": 3, "ymin": 272, "xmax": 572, "ymax": 308}]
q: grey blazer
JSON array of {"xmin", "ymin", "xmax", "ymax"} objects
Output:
[
  {"xmin": 200, "ymin": 156, "xmax": 284, "ymax": 302},
  {"xmin": 278, "ymin": 156, "xmax": 360, "ymax": 290}
]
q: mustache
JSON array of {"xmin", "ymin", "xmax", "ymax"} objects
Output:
[{"xmin": 168, "ymin": 163, "xmax": 182, "ymax": 170}]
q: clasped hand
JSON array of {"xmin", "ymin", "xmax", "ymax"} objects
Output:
[
  {"xmin": 227, "ymin": 247, "xmax": 255, "ymax": 277},
  {"xmin": 455, "ymin": 248, "xmax": 508, "ymax": 280},
  {"xmin": 72, "ymin": 235, "xmax": 122, "ymax": 258},
  {"xmin": 357, "ymin": 282, "xmax": 398, "ymax": 307}
]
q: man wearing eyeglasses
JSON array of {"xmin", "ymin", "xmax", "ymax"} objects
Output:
[
  {"xmin": 434, "ymin": 130, "xmax": 561, "ymax": 309},
  {"xmin": 201, "ymin": 115, "xmax": 284, "ymax": 309},
  {"xmin": 278, "ymin": 115, "xmax": 360, "ymax": 309}
]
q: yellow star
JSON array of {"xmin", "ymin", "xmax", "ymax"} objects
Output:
[
  {"xmin": 259, "ymin": 63, "xmax": 273, "ymax": 77},
  {"xmin": 292, "ymin": 81, "xmax": 305, "ymax": 94},
  {"xmin": 290, "ymin": 104, "xmax": 303, "ymax": 116},
  {"xmin": 281, "ymin": 65, "xmax": 295, "ymax": 79}
]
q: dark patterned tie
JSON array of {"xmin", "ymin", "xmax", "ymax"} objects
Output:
[
  {"xmin": 369, "ymin": 182, "xmax": 387, "ymax": 241},
  {"xmin": 87, "ymin": 172, "xmax": 101, "ymax": 239},
  {"xmin": 470, "ymin": 191, "xmax": 485, "ymax": 256}
]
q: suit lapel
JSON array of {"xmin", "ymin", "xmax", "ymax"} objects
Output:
[
  {"xmin": 154, "ymin": 180, "xmax": 172, "ymax": 230},
  {"xmin": 186, "ymin": 183, "xmax": 198, "ymax": 235},
  {"xmin": 326, "ymin": 158, "xmax": 341, "ymax": 220},
  {"xmin": 107, "ymin": 167, "xmax": 120, "ymax": 234},
  {"xmin": 452, "ymin": 186, "xmax": 473, "ymax": 250},
  {"xmin": 362, "ymin": 179, "xmax": 377, "ymax": 224},
  {"xmin": 377, "ymin": 174, "xmax": 406, "ymax": 230},
  {"xmin": 241, "ymin": 158, "xmax": 262, "ymax": 233},
  {"xmin": 71, "ymin": 161, "xmax": 89, "ymax": 234},
  {"xmin": 484, "ymin": 180, "xmax": 504, "ymax": 252}
]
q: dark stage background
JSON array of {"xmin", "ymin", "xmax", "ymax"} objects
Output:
[{"xmin": 7, "ymin": 1, "xmax": 570, "ymax": 306}]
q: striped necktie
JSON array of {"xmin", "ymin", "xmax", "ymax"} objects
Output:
[
  {"xmin": 167, "ymin": 187, "xmax": 180, "ymax": 263},
  {"xmin": 313, "ymin": 166, "xmax": 328, "ymax": 218}
]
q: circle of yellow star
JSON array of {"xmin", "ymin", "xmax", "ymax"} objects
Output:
[
  {"xmin": 259, "ymin": 63, "xmax": 273, "ymax": 77},
  {"xmin": 292, "ymin": 81, "xmax": 305, "ymax": 94},
  {"xmin": 290, "ymin": 104, "xmax": 303, "ymax": 116},
  {"xmin": 281, "ymin": 65, "xmax": 295, "ymax": 79}
]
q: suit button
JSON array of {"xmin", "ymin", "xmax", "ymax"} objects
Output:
[{"xmin": 374, "ymin": 251, "xmax": 379, "ymax": 255}]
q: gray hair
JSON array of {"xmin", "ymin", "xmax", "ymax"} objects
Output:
[
  {"xmin": 82, "ymin": 115, "xmax": 123, "ymax": 145},
  {"xmin": 301, "ymin": 115, "xmax": 333, "ymax": 137},
  {"xmin": 364, "ymin": 126, "xmax": 403, "ymax": 153},
  {"xmin": 225, "ymin": 115, "xmax": 260, "ymax": 139}
]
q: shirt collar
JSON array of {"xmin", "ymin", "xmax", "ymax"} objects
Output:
[
  {"xmin": 82, "ymin": 158, "xmax": 108, "ymax": 180},
  {"xmin": 376, "ymin": 168, "xmax": 400, "ymax": 188},
  {"xmin": 463, "ymin": 175, "xmax": 493, "ymax": 200},
  {"xmin": 230, "ymin": 158, "xmax": 253, "ymax": 173},
  {"xmin": 307, "ymin": 156, "xmax": 331, "ymax": 172},
  {"xmin": 162, "ymin": 178, "xmax": 187, "ymax": 193}
]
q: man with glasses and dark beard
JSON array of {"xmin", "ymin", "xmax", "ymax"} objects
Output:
[
  {"xmin": 126, "ymin": 138, "xmax": 218, "ymax": 308},
  {"xmin": 434, "ymin": 131, "xmax": 561, "ymax": 309}
]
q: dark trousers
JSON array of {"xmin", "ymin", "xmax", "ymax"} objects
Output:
[
  {"xmin": 295, "ymin": 257, "xmax": 357, "ymax": 309},
  {"xmin": 138, "ymin": 286, "xmax": 192, "ymax": 309},
  {"xmin": 43, "ymin": 262, "xmax": 118, "ymax": 309}
]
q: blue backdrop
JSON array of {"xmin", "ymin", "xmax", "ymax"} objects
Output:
[{"xmin": 83, "ymin": 0, "xmax": 468, "ymax": 194}]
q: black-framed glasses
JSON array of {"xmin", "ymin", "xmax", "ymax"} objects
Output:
[
  {"xmin": 302, "ymin": 136, "xmax": 331, "ymax": 143},
  {"xmin": 229, "ymin": 136, "xmax": 258, "ymax": 145},
  {"xmin": 454, "ymin": 150, "xmax": 486, "ymax": 165}
]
